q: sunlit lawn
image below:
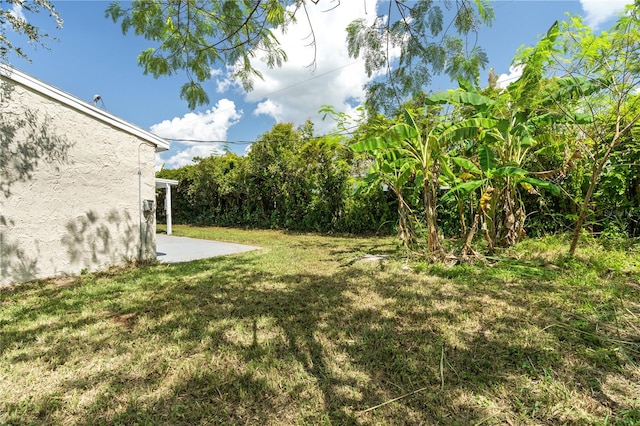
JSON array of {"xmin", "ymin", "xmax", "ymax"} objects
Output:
[{"xmin": 1, "ymin": 226, "xmax": 639, "ymax": 425}]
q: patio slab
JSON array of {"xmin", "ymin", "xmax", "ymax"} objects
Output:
[{"xmin": 156, "ymin": 234, "xmax": 260, "ymax": 263}]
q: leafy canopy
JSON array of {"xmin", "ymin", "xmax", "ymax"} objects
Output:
[
  {"xmin": 106, "ymin": 0, "xmax": 290, "ymax": 109},
  {"xmin": 0, "ymin": 0, "xmax": 62, "ymax": 61},
  {"xmin": 106, "ymin": 0, "xmax": 493, "ymax": 110},
  {"xmin": 347, "ymin": 0, "xmax": 493, "ymax": 113}
]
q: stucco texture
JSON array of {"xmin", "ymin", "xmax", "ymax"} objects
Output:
[{"xmin": 0, "ymin": 78, "xmax": 157, "ymax": 286}]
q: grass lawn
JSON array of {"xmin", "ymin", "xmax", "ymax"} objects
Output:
[{"xmin": 1, "ymin": 226, "xmax": 639, "ymax": 425}]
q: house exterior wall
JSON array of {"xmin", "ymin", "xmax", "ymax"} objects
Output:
[{"xmin": 0, "ymin": 78, "xmax": 157, "ymax": 286}]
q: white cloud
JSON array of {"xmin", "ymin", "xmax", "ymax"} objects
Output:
[
  {"xmin": 254, "ymin": 99, "xmax": 284, "ymax": 120},
  {"xmin": 579, "ymin": 0, "xmax": 633, "ymax": 28},
  {"xmin": 234, "ymin": 0, "xmax": 393, "ymax": 133},
  {"xmin": 211, "ymin": 68, "xmax": 235, "ymax": 93},
  {"xmin": 496, "ymin": 64, "xmax": 524, "ymax": 89},
  {"xmin": 151, "ymin": 98, "xmax": 241, "ymax": 140},
  {"xmin": 156, "ymin": 143, "xmax": 225, "ymax": 170},
  {"xmin": 10, "ymin": 4, "xmax": 26, "ymax": 21},
  {"xmin": 152, "ymin": 98, "xmax": 241, "ymax": 168}
]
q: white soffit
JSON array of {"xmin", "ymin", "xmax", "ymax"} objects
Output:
[{"xmin": 0, "ymin": 65, "xmax": 170, "ymax": 152}]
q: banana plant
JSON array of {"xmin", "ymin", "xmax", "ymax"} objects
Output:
[
  {"xmin": 392, "ymin": 110, "xmax": 443, "ymax": 253},
  {"xmin": 351, "ymin": 109, "xmax": 446, "ymax": 252},
  {"xmin": 441, "ymin": 107, "xmax": 563, "ymax": 249},
  {"xmin": 351, "ymin": 133, "xmax": 418, "ymax": 249},
  {"xmin": 352, "ymin": 107, "xmax": 500, "ymax": 253},
  {"xmin": 442, "ymin": 144, "xmax": 560, "ymax": 253},
  {"xmin": 425, "ymin": 32, "xmax": 582, "ymax": 249}
]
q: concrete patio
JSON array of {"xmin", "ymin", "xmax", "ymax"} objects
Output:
[{"xmin": 156, "ymin": 234, "xmax": 260, "ymax": 263}]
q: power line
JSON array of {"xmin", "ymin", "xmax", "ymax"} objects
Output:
[
  {"xmin": 162, "ymin": 124, "xmax": 362, "ymax": 145},
  {"xmin": 195, "ymin": 59, "xmax": 364, "ymax": 118},
  {"xmin": 155, "ymin": 59, "xmax": 523, "ymax": 147},
  {"xmin": 167, "ymin": 138, "xmax": 253, "ymax": 145},
  {"xmin": 255, "ymin": 60, "xmax": 363, "ymax": 97}
]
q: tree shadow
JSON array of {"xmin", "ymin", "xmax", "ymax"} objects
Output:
[
  {"xmin": 1, "ymin": 207, "xmax": 141, "ymax": 286},
  {"xmin": 0, "ymin": 214, "xmax": 39, "ymax": 283},
  {"xmin": 0, "ymin": 79, "xmax": 74, "ymax": 198},
  {"xmin": 0, "ymin": 78, "xmax": 74, "ymax": 285},
  {"xmin": 1, "ymin": 248, "xmax": 638, "ymax": 424},
  {"xmin": 61, "ymin": 209, "xmax": 139, "ymax": 269}
]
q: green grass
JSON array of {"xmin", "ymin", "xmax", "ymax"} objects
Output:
[{"xmin": 1, "ymin": 226, "xmax": 639, "ymax": 425}]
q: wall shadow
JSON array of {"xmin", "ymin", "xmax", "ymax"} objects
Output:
[
  {"xmin": 0, "ymin": 79, "xmax": 74, "ymax": 285},
  {"xmin": 61, "ymin": 209, "xmax": 139, "ymax": 270},
  {"xmin": 0, "ymin": 79, "xmax": 74, "ymax": 198}
]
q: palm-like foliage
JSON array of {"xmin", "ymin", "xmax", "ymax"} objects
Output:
[
  {"xmin": 427, "ymin": 47, "xmax": 566, "ymax": 251},
  {"xmin": 352, "ymin": 107, "xmax": 506, "ymax": 253},
  {"xmin": 352, "ymin": 109, "xmax": 447, "ymax": 252}
]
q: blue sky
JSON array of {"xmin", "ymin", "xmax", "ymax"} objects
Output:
[{"xmin": 5, "ymin": 0, "xmax": 633, "ymax": 169}]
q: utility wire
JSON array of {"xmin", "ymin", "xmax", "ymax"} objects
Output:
[
  {"xmin": 154, "ymin": 56, "xmax": 524, "ymax": 146},
  {"xmin": 164, "ymin": 124, "xmax": 362, "ymax": 145},
  {"xmin": 167, "ymin": 136, "xmax": 349, "ymax": 145},
  {"xmin": 252, "ymin": 60, "xmax": 363, "ymax": 97}
]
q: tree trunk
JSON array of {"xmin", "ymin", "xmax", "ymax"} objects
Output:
[
  {"xmin": 569, "ymin": 163, "xmax": 600, "ymax": 255},
  {"xmin": 569, "ymin": 132, "xmax": 623, "ymax": 256},
  {"xmin": 478, "ymin": 187, "xmax": 495, "ymax": 253},
  {"xmin": 457, "ymin": 196, "xmax": 467, "ymax": 238},
  {"xmin": 462, "ymin": 208, "xmax": 481, "ymax": 256},
  {"xmin": 423, "ymin": 173, "xmax": 441, "ymax": 253},
  {"xmin": 483, "ymin": 215, "xmax": 495, "ymax": 253},
  {"xmin": 396, "ymin": 192, "xmax": 414, "ymax": 249},
  {"xmin": 500, "ymin": 183, "xmax": 522, "ymax": 247},
  {"xmin": 568, "ymin": 109, "xmax": 640, "ymax": 255}
]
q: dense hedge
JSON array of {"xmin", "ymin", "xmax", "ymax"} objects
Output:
[
  {"xmin": 157, "ymin": 121, "xmax": 640, "ymax": 241},
  {"xmin": 156, "ymin": 123, "xmax": 397, "ymax": 234}
]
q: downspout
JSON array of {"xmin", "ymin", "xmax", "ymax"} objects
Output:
[
  {"xmin": 138, "ymin": 143, "xmax": 143, "ymax": 261},
  {"xmin": 138, "ymin": 141, "xmax": 155, "ymax": 262}
]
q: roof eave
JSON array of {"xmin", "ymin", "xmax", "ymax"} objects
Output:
[{"xmin": 0, "ymin": 65, "xmax": 170, "ymax": 152}]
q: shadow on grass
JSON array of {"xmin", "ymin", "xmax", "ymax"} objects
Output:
[{"xmin": 1, "ymin": 246, "xmax": 639, "ymax": 425}]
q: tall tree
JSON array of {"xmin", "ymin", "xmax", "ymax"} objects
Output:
[
  {"xmin": 565, "ymin": 11, "xmax": 640, "ymax": 255},
  {"xmin": 245, "ymin": 122, "xmax": 302, "ymax": 226},
  {"xmin": 0, "ymin": 0, "xmax": 62, "ymax": 61},
  {"xmin": 515, "ymin": 7, "xmax": 640, "ymax": 255},
  {"xmin": 106, "ymin": 0, "xmax": 493, "ymax": 110},
  {"xmin": 347, "ymin": 0, "xmax": 493, "ymax": 114}
]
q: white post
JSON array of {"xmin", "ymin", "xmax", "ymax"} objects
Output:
[{"xmin": 165, "ymin": 183, "xmax": 173, "ymax": 236}]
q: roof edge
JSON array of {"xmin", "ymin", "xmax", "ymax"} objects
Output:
[
  {"xmin": 156, "ymin": 178, "xmax": 179, "ymax": 188},
  {"xmin": 0, "ymin": 65, "xmax": 170, "ymax": 152}
]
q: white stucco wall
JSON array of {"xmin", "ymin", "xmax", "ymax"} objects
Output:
[{"xmin": 0, "ymin": 78, "xmax": 157, "ymax": 286}]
